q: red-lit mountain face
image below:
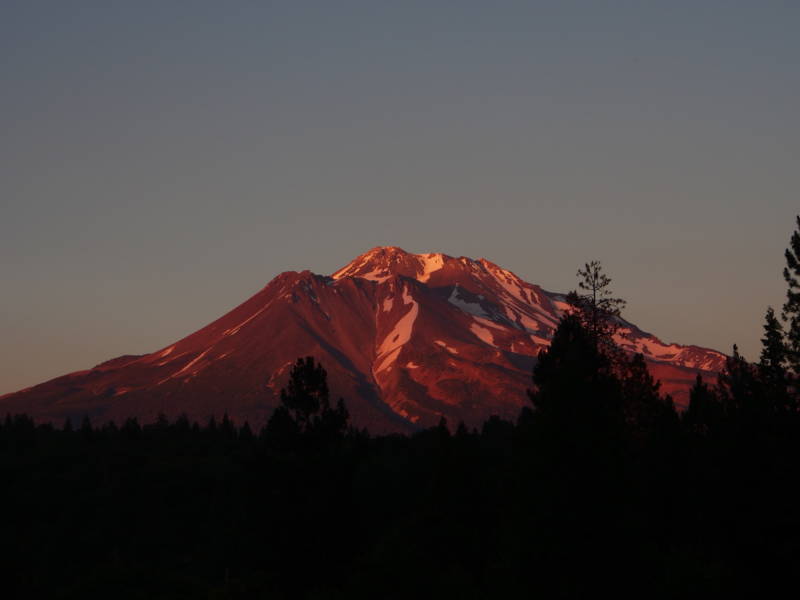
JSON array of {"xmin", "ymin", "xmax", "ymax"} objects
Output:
[{"xmin": 0, "ymin": 247, "xmax": 726, "ymax": 433}]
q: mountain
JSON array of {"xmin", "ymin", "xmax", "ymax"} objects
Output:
[{"xmin": 0, "ymin": 247, "xmax": 726, "ymax": 432}]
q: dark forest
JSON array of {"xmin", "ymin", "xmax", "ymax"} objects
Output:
[{"xmin": 3, "ymin": 217, "xmax": 800, "ymax": 598}]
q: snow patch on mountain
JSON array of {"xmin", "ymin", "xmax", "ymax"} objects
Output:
[
  {"xmin": 225, "ymin": 301, "xmax": 272, "ymax": 336},
  {"xmin": 473, "ymin": 315, "xmax": 506, "ymax": 331},
  {"xmin": 448, "ymin": 285, "xmax": 490, "ymax": 318},
  {"xmin": 515, "ymin": 312, "xmax": 554, "ymax": 334},
  {"xmin": 611, "ymin": 327, "xmax": 726, "ymax": 371},
  {"xmin": 418, "ymin": 253, "xmax": 444, "ymax": 282},
  {"xmin": 435, "ymin": 340, "xmax": 459, "ymax": 354},
  {"xmin": 158, "ymin": 348, "xmax": 212, "ymax": 384},
  {"xmin": 375, "ymin": 285, "xmax": 419, "ymax": 372},
  {"xmin": 332, "ymin": 247, "xmax": 399, "ymax": 282},
  {"xmin": 361, "ymin": 270, "xmax": 392, "ymax": 283},
  {"xmin": 375, "ymin": 347, "xmax": 402, "ymax": 373},
  {"xmin": 470, "ymin": 323, "xmax": 496, "ymax": 347},
  {"xmin": 156, "ymin": 351, "xmax": 187, "ymax": 367},
  {"xmin": 485, "ymin": 263, "xmax": 526, "ymax": 301}
]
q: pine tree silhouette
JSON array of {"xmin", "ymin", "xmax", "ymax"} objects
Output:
[
  {"xmin": 265, "ymin": 357, "xmax": 350, "ymax": 446},
  {"xmin": 621, "ymin": 352, "xmax": 676, "ymax": 436},
  {"xmin": 759, "ymin": 307, "xmax": 794, "ymax": 414},
  {"xmin": 684, "ymin": 374, "xmax": 721, "ymax": 435},
  {"xmin": 566, "ymin": 260, "xmax": 626, "ymax": 351},
  {"xmin": 782, "ymin": 215, "xmax": 800, "ymax": 373},
  {"xmin": 528, "ymin": 313, "xmax": 623, "ymax": 443},
  {"xmin": 279, "ymin": 356, "xmax": 330, "ymax": 433}
]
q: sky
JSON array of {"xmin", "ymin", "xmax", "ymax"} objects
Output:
[{"xmin": 1, "ymin": 1, "xmax": 798, "ymax": 394}]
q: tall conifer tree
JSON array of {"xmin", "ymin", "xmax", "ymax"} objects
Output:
[
  {"xmin": 782, "ymin": 215, "xmax": 800, "ymax": 374},
  {"xmin": 279, "ymin": 356, "xmax": 330, "ymax": 432},
  {"xmin": 760, "ymin": 307, "xmax": 787, "ymax": 376},
  {"xmin": 566, "ymin": 261, "xmax": 626, "ymax": 345},
  {"xmin": 717, "ymin": 345, "xmax": 763, "ymax": 425},
  {"xmin": 759, "ymin": 307, "xmax": 795, "ymax": 414},
  {"xmin": 684, "ymin": 374, "xmax": 721, "ymax": 435}
]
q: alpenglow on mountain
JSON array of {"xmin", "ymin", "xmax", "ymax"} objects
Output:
[{"xmin": 1, "ymin": 247, "xmax": 725, "ymax": 432}]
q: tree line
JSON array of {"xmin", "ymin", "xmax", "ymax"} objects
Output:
[{"xmin": 2, "ymin": 217, "xmax": 800, "ymax": 598}]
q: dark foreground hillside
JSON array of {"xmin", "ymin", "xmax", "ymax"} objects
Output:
[
  {"xmin": 3, "ymin": 338, "xmax": 800, "ymax": 598},
  {"xmin": 5, "ymin": 217, "xmax": 800, "ymax": 598}
]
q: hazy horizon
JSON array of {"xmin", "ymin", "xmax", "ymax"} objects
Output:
[{"xmin": 2, "ymin": 1, "xmax": 798, "ymax": 394}]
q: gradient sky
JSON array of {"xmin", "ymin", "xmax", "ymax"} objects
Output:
[{"xmin": 2, "ymin": 1, "xmax": 798, "ymax": 394}]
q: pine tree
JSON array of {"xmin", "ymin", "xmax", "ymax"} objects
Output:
[
  {"xmin": 279, "ymin": 356, "xmax": 330, "ymax": 432},
  {"xmin": 621, "ymin": 352, "xmax": 676, "ymax": 435},
  {"xmin": 566, "ymin": 260, "xmax": 626, "ymax": 355},
  {"xmin": 121, "ymin": 417, "xmax": 140, "ymax": 439},
  {"xmin": 79, "ymin": 415, "xmax": 93, "ymax": 440},
  {"xmin": 760, "ymin": 307, "xmax": 788, "ymax": 377},
  {"xmin": 239, "ymin": 421, "xmax": 254, "ymax": 441},
  {"xmin": 101, "ymin": 420, "xmax": 119, "ymax": 436},
  {"xmin": 267, "ymin": 356, "xmax": 349, "ymax": 443},
  {"xmin": 717, "ymin": 345, "xmax": 763, "ymax": 426},
  {"xmin": 174, "ymin": 414, "xmax": 191, "ymax": 432},
  {"xmin": 683, "ymin": 375, "xmax": 721, "ymax": 435},
  {"xmin": 759, "ymin": 307, "xmax": 794, "ymax": 414},
  {"xmin": 528, "ymin": 313, "xmax": 623, "ymax": 438},
  {"xmin": 264, "ymin": 405, "xmax": 300, "ymax": 448},
  {"xmin": 220, "ymin": 413, "xmax": 237, "ymax": 440},
  {"xmin": 316, "ymin": 397, "xmax": 349, "ymax": 439},
  {"xmin": 783, "ymin": 216, "xmax": 800, "ymax": 374}
]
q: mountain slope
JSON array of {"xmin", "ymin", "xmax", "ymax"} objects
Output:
[{"xmin": 0, "ymin": 247, "xmax": 725, "ymax": 431}]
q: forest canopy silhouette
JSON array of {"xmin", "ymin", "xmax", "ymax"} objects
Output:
[{"xmin": 3, "ymin": 217, "xmax": 800, "ymax": 598}]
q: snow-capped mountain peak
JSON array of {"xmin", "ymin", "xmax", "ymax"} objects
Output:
[
  {"xmin": 1, "ymin": 247, "xmax": 727, "ymax": 432},
  {"xmin": 332, "ymin": 246, "xmax": 455, "ymax": 283}
]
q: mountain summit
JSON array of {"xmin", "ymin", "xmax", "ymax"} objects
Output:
[{"xmin": 0, "ymin": 247, "xmax": 725, "ymax": 432}]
